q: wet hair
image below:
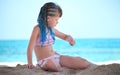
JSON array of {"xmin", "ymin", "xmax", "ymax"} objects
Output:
[{"xmin": 37, "ymin": 2, "xmax": 62, "ymax": 46}]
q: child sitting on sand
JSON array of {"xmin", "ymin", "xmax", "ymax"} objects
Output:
[{"xmin": 25, "ymin": 2, "xmax": 89, "ymax": 72}]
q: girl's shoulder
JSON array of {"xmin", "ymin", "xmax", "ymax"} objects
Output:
[
  {"xmin": 33, "ymin": 25, "xmax": 40, "ymax": 31},
  {"xmin": 32, "ymin": 25, "xmax": 40, "ymax": 34}
]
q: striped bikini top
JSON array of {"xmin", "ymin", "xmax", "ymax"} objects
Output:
[{"xmin": 35, "ymin": 33, "xmax": 54, "ymax": 46}]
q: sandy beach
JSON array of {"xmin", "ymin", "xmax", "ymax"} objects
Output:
[{"xmin": 0, "ymin": 61, "xmax": 120, "ymax": 75}]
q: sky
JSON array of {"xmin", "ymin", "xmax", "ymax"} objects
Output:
[{"xmin": 0, "ymin": 0, "xmax": 120, "ymax": 40}]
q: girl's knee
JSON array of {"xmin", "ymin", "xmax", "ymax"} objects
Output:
[
  {"xmin": 46, "ymin": 64, "xmax": 62, "ymax": 72},
  {"xmin": 45, "ymin": 61, "xmax": 62, "ymax": 72},
  {"xmin": 81, "ymin": 60, "xmax": 90, "ymax": 69}
]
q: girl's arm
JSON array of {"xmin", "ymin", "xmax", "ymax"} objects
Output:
[
  {"xmin": 53, "ymin": 28, "xmax": 75, "ymax": 46},
  {"xmin": 26, "ymin": 25, "xmax": 39, "ymax": 68}
]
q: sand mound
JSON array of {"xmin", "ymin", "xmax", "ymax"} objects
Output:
[{"xmin": 0, "ymin": 63, "xmax": 120, "ymax": 75}]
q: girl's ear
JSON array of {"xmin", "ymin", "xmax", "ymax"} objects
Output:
[
  {"xmin": 47, "ymin": 16, "xmax": 51, "ymax": 22},
  {"xmin": 47, "ymin": 16, "xmax": 50, "ymax": 19}
]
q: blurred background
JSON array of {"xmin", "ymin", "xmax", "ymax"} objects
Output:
[
  {"xmin": 0, "ymin": 0, "xmax": 120, "ymax": 39},
  {"xmin": 0, "ymin": 0, "xmax": 120, "ymax": 63}
]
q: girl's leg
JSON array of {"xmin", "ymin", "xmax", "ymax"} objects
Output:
[
  {"xmin": 44, "ymin": 59, "xmax": 62, "ymax": 72},
  {"xmin": 60, "ymin": 55, "xmax": 89, "ymax": 69}
]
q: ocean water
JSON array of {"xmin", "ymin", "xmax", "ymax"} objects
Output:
[{"xmin": 0, "ymin": 38, "xmax": 120, "ymax": 63}]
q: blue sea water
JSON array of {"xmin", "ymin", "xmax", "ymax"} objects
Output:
[{"xmin": 0, "ymin": 38, "xmax": 120, "ymax": 63}]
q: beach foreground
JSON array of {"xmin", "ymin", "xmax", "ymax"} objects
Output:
[{"xmin": 0, "ymin": 62, "xmax": 120, "ymax": 75}]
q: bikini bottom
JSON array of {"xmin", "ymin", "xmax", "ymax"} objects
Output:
[{"xmin": 36, "ymin": 54, "xmax": 62, "ymax": 71}]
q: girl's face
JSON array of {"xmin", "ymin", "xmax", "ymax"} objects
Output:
[{"xmin": 47, "ymin": 15, "xmax": 60, "ymax": 28}]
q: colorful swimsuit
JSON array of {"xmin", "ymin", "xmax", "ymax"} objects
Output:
[
  {"xmin": 36, "ymin": 54, "xmax": 62, "ymax": 71},
  {"xmin": 35, "ymin": 33, "xmax": 62, "ymax": 71},
  {"xmin": 35, "ymin": 32, "xmax": 54, "ymax": 46}
]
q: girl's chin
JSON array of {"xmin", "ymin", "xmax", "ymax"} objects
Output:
[{"xmin": 48, "ymin": 25, "xmax": 56, "ymax": 28}]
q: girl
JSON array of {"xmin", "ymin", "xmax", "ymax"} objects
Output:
[{"xmin": 25, "ymin": 2, "xmax": 89, "ymax": 72}]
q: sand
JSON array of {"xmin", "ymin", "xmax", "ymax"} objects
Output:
[{"xmin": 0, "ymin": 62, "xmax": 120, "ymax": 75}]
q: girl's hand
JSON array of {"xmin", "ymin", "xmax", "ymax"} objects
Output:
[
  {"xmin": 65, "ymin": 35, "xmax": 75, "ymax": 46},
  {"xmin": 24, "ymin": 64, "xmax": 35, "ymax": 69}
]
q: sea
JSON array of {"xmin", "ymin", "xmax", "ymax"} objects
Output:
[{"xmin": 0, "ymin": 38, "xmax": 120, "ymax": 64}]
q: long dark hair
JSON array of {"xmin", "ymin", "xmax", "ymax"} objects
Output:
[{"xmin": 37, "ymin": 2, "xmax": 62, "ymax": 46}]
